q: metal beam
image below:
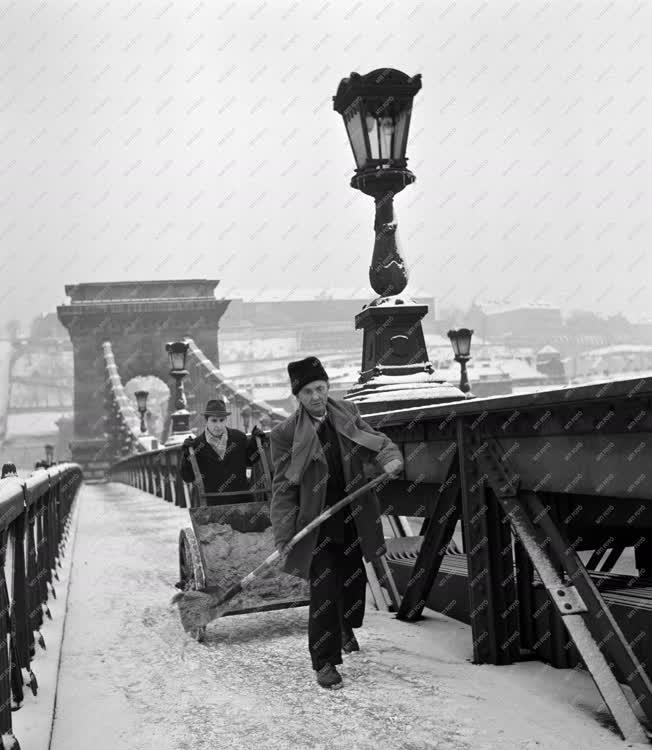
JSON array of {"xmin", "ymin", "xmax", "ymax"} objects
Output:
[{"xmin": 397, "ymin": 455, "xmax": 460, "ymax": 622}]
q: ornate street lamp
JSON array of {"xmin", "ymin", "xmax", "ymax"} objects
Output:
[
  {"xmin": 334, "ymin": 69, "xmax": 463, "ymax": 410},
  {"xmin": 134, "ymin": 390, "xmax": 149, "ymax": 434},
  {"xmin": 165, "ymin": 341, "xmax": 194, "ymax": 446},
  {"xmin": 44, "ymin": 444, "xmax": 54, "ymax": 466},
  {"xmin": 447, "ymin": 328, "xmax": 474, "ymax": 394}
]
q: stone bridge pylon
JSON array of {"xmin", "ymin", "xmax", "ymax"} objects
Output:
[{"xmin": 57, "ymin": 280, "xmax": 229, "ymax": 479}]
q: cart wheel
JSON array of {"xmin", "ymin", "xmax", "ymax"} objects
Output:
[
  {"xmin": 178, "ymin": 528, "xmax": 207, "ymax": 642},
  {"xmin": 179, "ymin": 528, "xmax": 206, "ymax": 591}
]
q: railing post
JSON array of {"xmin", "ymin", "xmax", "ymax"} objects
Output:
[
  {"xmin": 174, "ymin": 462, "xmax": 187, "ymax": 509},
  {"xmin": 156, "ymin": 459, "xmax": 164, "ymax": 498},
  {"xmin": 139, "ymin": 458, "xmax": 145, "ymax": 491},
  {"xmin": 162, "ymin": 453, "xmax": 172, "ymax": 503},
  {"xmin": 12, "ymin": 509, "xmax": 30, "ymax": 674},
  {"xmin": 35, "ymin": 493, "xmax": 49, "ymax": 617},
  {"xmin": 26, "ymin": 501, "xmax": 43, "ymax": 649},
  {"xmin": 0, "ymin": 530, "xmax": 16, "ymax": 740}
]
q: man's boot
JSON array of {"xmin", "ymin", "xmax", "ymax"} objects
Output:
[
  {"xmin": 316, "ymin": 663, "xmax": 343, "ymax": 689},
  {"xmin": 341, "ymin": 625, "xmax": 360, "ymax": 654}
]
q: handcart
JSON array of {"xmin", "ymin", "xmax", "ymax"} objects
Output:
[{"xmin": 176, "ymin": 436, "xmax": 311, "ymax": 629}]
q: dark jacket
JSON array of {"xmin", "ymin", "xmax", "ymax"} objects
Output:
[
  {"xmin": 270, "ymin": 396, "xmax": 403, "ymax": 581},
  {"xmin": 180, "ymin": 428, "xmax": 260, "ymax": 505}
]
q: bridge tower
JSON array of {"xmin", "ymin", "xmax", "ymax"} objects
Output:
[{"xmin": 57, "ymin": 280, "xmax": 229, "ymax": 479}]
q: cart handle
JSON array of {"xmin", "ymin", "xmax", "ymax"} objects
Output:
[{"xmin": 187, "ymin": 446, "xmax": 207, "ymax": 508}]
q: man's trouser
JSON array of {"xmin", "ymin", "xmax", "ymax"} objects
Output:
[{"xmin": 308, "ymin": 520, "xmax": 367, "ymax": 671}]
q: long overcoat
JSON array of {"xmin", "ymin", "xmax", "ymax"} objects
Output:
[
  {"xmin": 270, "ymin": 396, "xmax": 403, "ymax": 581},
  {"xmin": 179, "ymin": 428, "xmax": 259, "ymax": 504}
]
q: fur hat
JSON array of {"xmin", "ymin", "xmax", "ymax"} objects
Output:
[{"xmin": 287, "ymin": 356, "xmax": 329, "ymax": 395}]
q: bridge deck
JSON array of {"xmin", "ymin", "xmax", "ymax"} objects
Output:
[{"xmin": 49, "ymin": 483, "xmax": 627, "ymax": 750}]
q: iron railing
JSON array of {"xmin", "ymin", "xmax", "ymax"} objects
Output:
[
  {"xmin": 108, "ymin": 445, "xmax": 193, "ymax": 507},
  {"xmin": 0, "ymin": 463, "xmax": 82, "ymax": 746}
]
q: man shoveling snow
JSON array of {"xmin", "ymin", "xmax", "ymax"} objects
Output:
[{"xmin": 270, "ymin": 356, "xmax": 403, "ymax": 690}]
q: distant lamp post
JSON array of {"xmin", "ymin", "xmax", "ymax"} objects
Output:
[
  {"xmin": 241, "ymin": 404, "xmax": 252, "ymax": 433},
  {"xmin": 134, "ymin": 390, "xmax": 149, "ymax": 434},
  {"xmin": 447, "ymin": 328, "xmax": 474, "ymax": 394},
  {"xmin": 44, "ymin": 444, "xmax": 54, "ymax": 466},
  {"xmin": 165, "ymin": 341, "xmax": 194, "ymax": 445},
  {"xmin": 334, "ymin": 69, "xmax": 464, "ymax": 410}
]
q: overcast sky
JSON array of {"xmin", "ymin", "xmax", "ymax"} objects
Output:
[{"xmin": 0, "ymin": 0, "xmax": 650, "ymax": 329}]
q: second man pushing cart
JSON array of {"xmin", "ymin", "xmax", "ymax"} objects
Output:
[{"xmin": 180, "ymin": 397, "xmax": 268, "ymax": 505}]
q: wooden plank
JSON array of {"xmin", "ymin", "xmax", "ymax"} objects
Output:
[
  {"xmin": 364, "ymin": 558, "xmax": 391, "ymax": 612},
  {"xmin": 599, "ymin": 544, "xmax": 626, "ymax": 573}
]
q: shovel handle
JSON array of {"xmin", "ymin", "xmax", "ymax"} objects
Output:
[{"xmin": 207, "ymin": 472, "xmax": 390, "ymax": 607}]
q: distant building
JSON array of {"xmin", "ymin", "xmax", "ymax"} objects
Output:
[
  {"xmin": 477, "ymin": 302, "xmax": 563, "ymax": 348},
  {"xmin": 535, "ymin": 345, "xmax": 566, "ymax": 381},
  {"xmin": 219, "ymin": 289, "xmax": 437, "ymax": 360}
]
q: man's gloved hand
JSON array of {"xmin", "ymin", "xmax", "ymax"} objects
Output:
[
  {"xmin": 183, "ymin": 436, "xmax": 194, "ymax": 447},
  {"xmin": 251, "ymin": 424, "xmax": 270, "ymax": 447},
  {"xmin": 382, "ymin": 458, "xmax": 403, "ymax": 478}
]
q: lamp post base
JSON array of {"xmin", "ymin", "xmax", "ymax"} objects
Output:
[
  {"xmin": 346, "ymin": 371, "xmax": 469, "ymax": 415},
  {"xmin": 349, "ymin": 294, "xmax": 472, "ymax": 415},
  {"xmin": 164, "ymin": 410, "xmax": 195, "ymax": 447}
]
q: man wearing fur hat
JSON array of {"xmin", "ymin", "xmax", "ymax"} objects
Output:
[
  {"xmin": 180, "ymin": 397, "xmax": 267, "ymax": 505},
  {"xmin": 270, "ymin": 356, "xmax": 403, "ymax": 690}
]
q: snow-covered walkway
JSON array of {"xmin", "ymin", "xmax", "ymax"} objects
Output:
[{"xmin": 49, "ymin": 482, "xmax": 627, "ymax": 750}]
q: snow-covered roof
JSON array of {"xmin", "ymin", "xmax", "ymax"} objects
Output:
[
  {"xmin": 580, "ymin": 344, "xmax": 652, "ymax": 356},
  {"xmin": 437, "ymin": 357, "xmax": 545, "ymax": 382},
  {"xmin": 224, "ymin": 287, "xmax": 433, "ymax": 303},
  {"xmin": 479, "ymin": 300, "xmax": 561, "ymax": 316},
  {"xmin": 6, "ymin": 411, "xmax": 72, "ymax": 437},
  {"xmin": 537, "ymin": 345, "xmax": 559, "ymax": 354},
  {"xmin": 572, "ymin": 368, "xmax": 652, "ymax": 384},
  {"xmin": 496, "ymin": 358, "xmax": 548, "ymax": 380}
]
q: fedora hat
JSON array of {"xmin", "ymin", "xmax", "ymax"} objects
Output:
[{"xmin": 203, "ymin": 398, "xmax": 230, "ymax": 418}]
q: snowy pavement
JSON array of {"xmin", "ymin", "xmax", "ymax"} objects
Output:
[{"xmin": 48, "ymin": 482, "xmax": 630, "ymax": 750}]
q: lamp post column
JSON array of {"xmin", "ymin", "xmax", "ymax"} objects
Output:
[
  {"xmin": 165, "ymin": 342, "xmax": 195, "ymax": 446},
  {"xmin": 447, "ymin": 328, "xmax": 474, "ymax": 397},
  {"xmin": 457, "ymin": 356, "xmax": 471, "ymax": 394},
  {"xmin": 333, "ymin": 68, "xmax": 465, "ymax": 412}
]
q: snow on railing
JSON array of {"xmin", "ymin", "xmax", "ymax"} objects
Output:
[
  {"xmin": 184, "ymin": 338, "xmax": 288, "ymax": 429},
  {"xmin": 102, "ymin": 342, "xmax": 146, "ymax": 454},
  {"xmin": 0, "ymin": 463, "xmax": 82, "ymax": 748}
]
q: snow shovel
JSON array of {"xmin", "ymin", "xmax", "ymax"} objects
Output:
[{"xmin": 171, "ymin": 472, "xmax": 390, "ymax": 638}]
